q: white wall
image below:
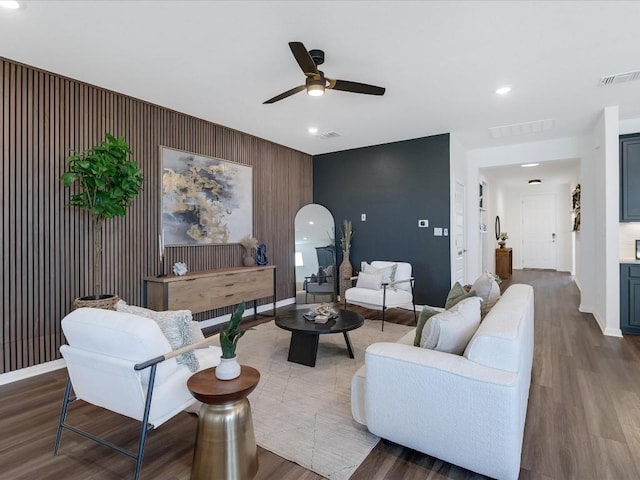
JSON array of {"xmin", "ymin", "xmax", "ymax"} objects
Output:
[
  {"xmin": 575, "ymin": 107, "xmax": 620, "ymax": 336},
  {"xmin": 450, "ymin": 134, "xmax": 468, "ymax": 284},
  {"xmin": 620, "ymin": 118, "xmax": 640, "ymax": 135}
]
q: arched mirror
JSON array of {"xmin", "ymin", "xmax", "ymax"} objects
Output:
[{"xmin": 294, "ymin": 204, "xmax": 335, "ymax": 305}]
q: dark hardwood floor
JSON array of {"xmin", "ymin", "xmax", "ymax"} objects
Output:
[{"xmin": 1, "ymin": 270, "xmax": 639, "ymax": 479}]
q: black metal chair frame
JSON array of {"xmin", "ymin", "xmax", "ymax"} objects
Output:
[{"xmin": 54, "ymin": 356, "xmax": 163, "ymax": 480}]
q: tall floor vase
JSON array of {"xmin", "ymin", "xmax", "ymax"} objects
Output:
[{"xmin": 339, "ymin": 253, "xmax": 353, "ymax": 302}]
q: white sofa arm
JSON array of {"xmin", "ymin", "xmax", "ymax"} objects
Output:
[{"xmin": 364, "ymin": 343, "xmax": 524, "ymax": 480}]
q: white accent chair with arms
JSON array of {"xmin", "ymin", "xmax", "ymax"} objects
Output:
[
  {"xmin": 54, "ymin": 307, "xmax": 222, "ymax": 480},
  {"xmin": 344, "ymin": 261, "xmax": 416, "ymax": 330}
]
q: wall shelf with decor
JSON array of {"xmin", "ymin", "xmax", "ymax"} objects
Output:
[{"xmin": 479, "ymin": 181, "xmax": 488, "ymax": 234}]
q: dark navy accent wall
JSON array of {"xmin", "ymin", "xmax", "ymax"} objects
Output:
[{"xmin": 313, "ymin": 134, "xmax": 451, "ymax": 307}]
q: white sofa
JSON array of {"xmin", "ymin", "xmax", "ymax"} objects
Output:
[{"xmin": 351, "ymin": 284, "xmax": 534, "ymax": 480}]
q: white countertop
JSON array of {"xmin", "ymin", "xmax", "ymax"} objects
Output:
[{"xmin": 620, "ymin": 259, "xmax": 640, "ymax": 264}]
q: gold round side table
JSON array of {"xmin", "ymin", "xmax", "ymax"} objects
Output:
[{"xmin": 187, "ymin": 365, "xmax": 260, "ymax": 480}]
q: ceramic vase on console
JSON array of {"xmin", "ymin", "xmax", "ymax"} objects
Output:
[
  {"xmin": 243, "ymin": 249, "xmax": 256, "ymax": 266},
  {"xmin": 339, "ymin": 249, "xmax": 353, "ymax": 301},
  {"xmin": 215, "ymin": 356, "xmax": 241, "ymax": 380},
  {"xmin": 498, "ymin": 241, "xmax": 506, "ymax": 248}
]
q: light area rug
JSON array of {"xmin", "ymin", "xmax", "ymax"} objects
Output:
[{"xmin": 235, "ymin": 318, "xmax": 412, "ymax": 480}]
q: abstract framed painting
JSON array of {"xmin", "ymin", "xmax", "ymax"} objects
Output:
[{"xmin": 161, "ymin": 147, "xmax": 253, "ymax": 245}]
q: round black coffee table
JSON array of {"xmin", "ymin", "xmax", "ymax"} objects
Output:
[{"xmin": 275, "ymin": 309, "xmax": 364, "ymax": 367}]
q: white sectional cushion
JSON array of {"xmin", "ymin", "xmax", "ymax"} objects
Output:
[
  {"xmin": 464, "ymin": 284, "xmax": 534, "ymax": 373},
  {"xmin": 371, "ymin": 261, "xmax": 412, "ymax": 292},
  {"xmin": 471, "ymin": 273, "xmax": 501, "ymax": 318},
  {"xmin": 356, "ymin": 271, "xmax": 383, "ymax": 290},
  {"xmin": 362, "ymin": 261, "xmax": 397, "ymax": 285},
  {"xmin": 421, "ymin": 297, "xmax": 482, "ymax": 355},
  {"xmin": 345, "ymin": 285, "xmax": 413, "ymax": 309},
  {"xmin": 191, "ymin": 321, "xmax": 206, "ymax": 343}
]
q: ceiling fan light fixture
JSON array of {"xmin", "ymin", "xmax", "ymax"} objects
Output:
[
  {"xmin": 306, "ymin": 78, "xmax": 325, "ymax": 97},
  {"xmin": 528, "ymin": 179, "xmax": 542, "ymax": 185}
]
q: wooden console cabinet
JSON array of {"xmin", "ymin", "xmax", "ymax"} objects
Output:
[
  {"xmin": 495, "ymin": 248, "xmax": 512, "ymax": 280},
  {"xmin": 144, "ymin": 265, "xmax": 276, "ymax": 316}
]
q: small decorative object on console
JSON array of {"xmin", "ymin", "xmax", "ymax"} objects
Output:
[
  {"xmin": 239, "ymin": 234, "xmax": 258, "ymax": 267},
  {"xmin": 256, "ymin": 243, "xmax": 268, "ymax": 265},
  {"xmin": 172, "ymin": 262, "xmax": 188, "ymax": 276}
]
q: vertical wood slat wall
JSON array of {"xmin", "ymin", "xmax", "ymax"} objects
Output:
[{"xmin": 0, "ymin": 57, "xmax": 313, "ymax": 374}]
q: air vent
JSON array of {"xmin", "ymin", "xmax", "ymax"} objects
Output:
[
  {"xmin": 489, "ymin": 119, "xmax": 554, "ymax": 139},
  {"xmin": 600, "ymin": 70, "xmax": 640, "ymax": 86},
  {"xmin": 317, "ymin": 131, "xmax": 341, "ymax": 139}
]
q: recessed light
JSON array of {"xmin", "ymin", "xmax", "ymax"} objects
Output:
[
  {"xmin": 308, "ymin": 221, "xmax": 314, "ymax": 225},
  {"xmin": 528, "ymin": 179, "xmax": 542, "ymax": 185},
  {"xmin": 307, "ymin": 127, "xmax": 318, "ymax": 134},
  {"xmin": 521, "ymin": 163, "xmax": 539, "ymax": 168},
  {"xmin": 495, "ymin": 86, "xmax": 511, "ymax": 95},
  {"xmin": 0, "ymin": 0, "xmax": 21, "ymax": 9}
]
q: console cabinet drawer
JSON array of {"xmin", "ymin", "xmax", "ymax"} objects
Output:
[{"xmin": 144, "ymin": 266, "xmax": 276, "ymax": 314}]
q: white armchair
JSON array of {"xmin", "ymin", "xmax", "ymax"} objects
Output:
[
  {"xmin": 54, "ymin": 307, "xmax": 222, "ymax": 480},
  {"xmin": 344, "ymin": 261, "xmax": 416, "ymax": 330}
]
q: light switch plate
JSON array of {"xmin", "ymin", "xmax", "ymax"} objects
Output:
[
  {"xmin": 434, "ymin": 227, "xmax": 443, "ymax": 236},
  {"xmin": 361, "ymin": 213, "xmax": 366, "ymax": 221},
  {"xmin": 444, "ymin": 228, "xmax": 449, "ymax": 236},
  {"xmin": 418, "ymin": 219, "xmax": 428, "ymax": 228}
]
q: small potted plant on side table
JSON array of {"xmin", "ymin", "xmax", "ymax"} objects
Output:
[{"xmin": 216, "ymin": 301, "xmax": 248, "ymax": 380}]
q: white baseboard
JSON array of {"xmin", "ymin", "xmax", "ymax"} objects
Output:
[
  {"xmin": 198, "ymin": 297, "xmax": 295, "ymax": 330},
  {"xmin": 604, "ymin": 327, "xmax": 623, "ymax": 337},
  {"xmin": 0, "ymin": 359, "xmax": 66, "ymax": 386},
  {"xmin": 589, "ymin": 310, "xmax": 623, "ymax": 337},
  {"xmin": 574, "ymin": 277, "xmax": 582, "ymax": 292}
]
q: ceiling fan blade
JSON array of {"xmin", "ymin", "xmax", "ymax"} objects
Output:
[
  {"xmin": 263, "ymin": 85, "xmax": 306, "ymax": 104},
  {"xmin": 289, "ymin": 41, "xmax": 319, "ymax": 76},
  {"xmin": 328, "ymin": 79, "xmax": 385, "ymax": 96}
]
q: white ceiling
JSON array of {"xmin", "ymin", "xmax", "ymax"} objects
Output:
[
  {"xmin": 480, "ymin": 158, "xmax": 580, "ymax": 188},
  {"xmin": 1, "ymin": 1, "xmax": 639, "ymax": 156}
]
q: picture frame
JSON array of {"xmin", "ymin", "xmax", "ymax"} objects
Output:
[{"xmin": 161, "ymin": 146, "xmax": 253, "ymax": 246}]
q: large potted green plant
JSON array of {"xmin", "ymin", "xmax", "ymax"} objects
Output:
[
  {"xmin": 61, "ymin": 133, "xmax": 143, "ymax": 309},
  {"xmin": 216, "ymin": 301, "xmax": 248, "ymax": 380}
]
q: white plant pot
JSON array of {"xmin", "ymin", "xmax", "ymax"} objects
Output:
[{"xmin": 215, "ymin": 356, "xmax": 241, "ymax": 380}]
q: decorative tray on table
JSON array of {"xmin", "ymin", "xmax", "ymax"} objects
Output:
[{"xmin": 303, "ymin": 304, "xmax": 338, "ymax": 324}]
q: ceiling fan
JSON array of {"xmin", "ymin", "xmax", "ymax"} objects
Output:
[{"xmin": 263, "ymin": 41, "xmax": 386, "ymax": 104}]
